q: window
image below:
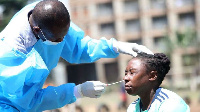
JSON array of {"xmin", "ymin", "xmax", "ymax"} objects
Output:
[
  {"xmin": 152, "ymin": 16, "xmax": 168, "ymax": 29},
  {"xmin": 124, "ymin": 0, "xmax": 139, "ymax": 13},
  {"xmin": 150, "ymin": 0, "xmax": 166, "ymax": 10},
  {"xmin": 104, "ymin": 62, "xmax": 119, "ymax": 82},
  {"xmin": 154, "ymin": 36, "xmax": 166, "ymax": 51},
  {"xmin": 67, "ymin": 63, "xmax": 97, "ymax": 85},
  {"xmin": 97, "ymin": 2, "xmax": 113, "ymax": 17},
  {"xmin": 125, "ymin": 19, "xmax": 141, "ymax": 32},
  {"xmin": 175, "ymin": 0, "xmax": 194, "ymax": 7},
  {"xmin": 179, "ymin": 13, "xmax": 195, "ymax": 28},
  {"xmin": 128, "ymin": 39, "xmax": 142, "ymax": 45},
  {"xmin": 100, "ymin": 22, "xmax": 115, "ymax": 35},
  {"xmin": 182, "ymin": 54, "xmax": 198, "ymax": 66}
]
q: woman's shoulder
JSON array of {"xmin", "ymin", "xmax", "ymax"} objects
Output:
[{"xmin": 127, "ymin": 98, "xmax": 140, "ymax": 112}]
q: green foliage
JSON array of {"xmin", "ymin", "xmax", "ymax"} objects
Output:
[
  {"xmin": 0, "ymin": 0, "xmax": 28, "ymax": 15},
  {"xmin": 160, "ymin": 29, "xmax": 199, "ymax": 67},
  {"xmin": 182, "ymin": 54, "xmax": 199, "ymax": 66},
  {"xmin": 161, "ymin": 35, "xmax": 174, "ymax": 55},
  {"xmin": 176, "ymin": 29, "xmax": 197, "ymax": 47},
  {"xmin": 160, "ymin": 29, "xmax": 197, "ymax": 54},
  {"xmin": 0, "ymin": 0, "xmax": 28, "ymax": 31}
]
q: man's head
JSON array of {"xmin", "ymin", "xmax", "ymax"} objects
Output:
[
  {"xmin": 124, "ymin": 52, "xmax": 170, "ymax": 96},
  {"xmin": 29, "ymin": 0, "xmax": 70, "ymax": 42}
]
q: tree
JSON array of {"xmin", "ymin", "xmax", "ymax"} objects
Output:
[
  {"xmin": 161, "ymin": 29, "xmax": 197, "ymax": 55},
  {"xmin": 161, "ymin": 28, "xmax": 200, "ymax": 90},
  {"xmin": 0, "ymin": 0, "xmax": 28, "ymax": 31}
]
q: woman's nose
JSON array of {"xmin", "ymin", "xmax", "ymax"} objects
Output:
[{"xmin": 123, "ymin": 75, "xmax": 129, "ymax": 81}]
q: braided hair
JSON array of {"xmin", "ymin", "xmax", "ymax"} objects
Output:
[{"xmin": 136, "ymin": 52, "xmax": 170, "ymax": 86}]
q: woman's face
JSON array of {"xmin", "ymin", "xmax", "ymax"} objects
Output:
[{"xmin": 123, "ymin": 58, "xmax": 150, "ymax": 96}]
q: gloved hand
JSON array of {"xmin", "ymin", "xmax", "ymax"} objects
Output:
[
  {"xmin": 74, "ymin": 81, "xmax": 105, "ymax": 98},
  {"xmin": 113, "ymin": 41, "xmax": 154, "ymax": 57}
]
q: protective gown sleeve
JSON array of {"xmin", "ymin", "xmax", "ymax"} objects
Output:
[
  {"xmin": 61, "ymin": 22, "xmax": 119, "ymax": 64},
  {"xmin": 0, "ymin": 41, "xmax": 77, "ymax": 112},
  {"xmin": 30, "ymin": 83, "xmax": 76, "ymax": 112}
]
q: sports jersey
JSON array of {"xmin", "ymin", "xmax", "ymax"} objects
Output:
[{"xmin": 127, "ymin": 88, "xmax": 190, "ymax": 112}]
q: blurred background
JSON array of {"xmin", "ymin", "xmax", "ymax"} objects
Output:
[{"xmin": 0, "ymin": 0, "xmax": 200, "ymax": 112}]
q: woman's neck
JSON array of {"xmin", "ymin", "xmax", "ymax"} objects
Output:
[{"xmin": 140, "ymin": 89, "xmax": 156, "ymax": 111}]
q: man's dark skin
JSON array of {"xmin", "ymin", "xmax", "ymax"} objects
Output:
[{"xmin": 28, "ymin": 0, "xmax": 70, "ymax": 43}]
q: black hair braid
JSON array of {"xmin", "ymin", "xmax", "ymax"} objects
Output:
[{"xmin": 136, "ymin": 52, "xmax": 170, "ymax": 86}]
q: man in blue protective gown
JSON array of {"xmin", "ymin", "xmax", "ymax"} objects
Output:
[{"xmin": 0, "ymin": 0, "xmax": 153, "ymax": 112}]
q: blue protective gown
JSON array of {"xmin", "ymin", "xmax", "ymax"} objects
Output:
[{"xmin": 0, "ymin": 1, "xmax": 119, "ymax": 112}]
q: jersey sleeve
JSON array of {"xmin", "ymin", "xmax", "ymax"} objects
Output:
[
  {"xmin": 61, "ymin": 22, "xmax": 119, "ymax": 64},
  {"xmin": 158, "ymin": 99, "xmax": 190, "ymax": 112}
]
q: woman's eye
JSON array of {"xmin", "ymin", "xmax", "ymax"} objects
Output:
[
  {"xmin": 125, "ymin": 72, "xmax": 127, "ymax": 75},
  {"xmin": 125, "ymin": 70, "xmax": 128, "ymax": 75},
  {"xmin": 130, "ymin": 72, "xmax": 136, "ymax": 75}
]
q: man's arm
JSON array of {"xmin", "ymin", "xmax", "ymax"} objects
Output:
[
  {"xmin": 61, "ymin": 22, "xmax": 119, "ymax": 64},
  {"xmin": 61, "ymin": 22, "xmax": 153, "ymax": 64},
  {"xmin": 31, "ymin": 81, "xmax": 106, "ymax": 111},
  {"xmin": 30, "ymin": 83, "xmax": 76, "ymax": 111}
]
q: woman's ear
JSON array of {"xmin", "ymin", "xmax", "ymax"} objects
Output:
[{"xmin": 149, "ymin": 71, "xmax": 158, "ymax": 81}]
